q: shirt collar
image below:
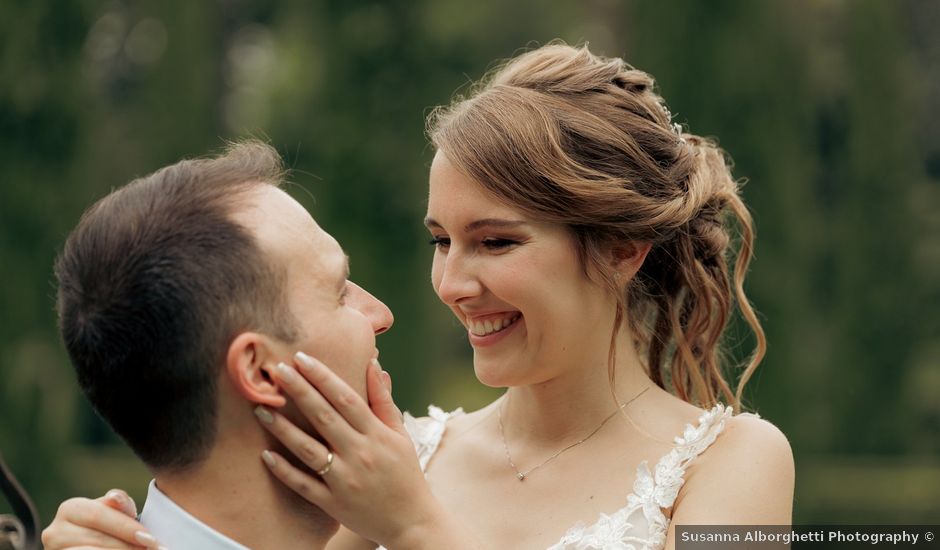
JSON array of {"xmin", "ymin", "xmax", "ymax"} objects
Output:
[{"xmin": 139, "ymin": 479, "xmax": 252, "ymax": 550}]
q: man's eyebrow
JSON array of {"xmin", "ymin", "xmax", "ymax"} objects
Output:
[{"xmin": 423, "ymin": 217, "xmax": 528, "ymax": 232}]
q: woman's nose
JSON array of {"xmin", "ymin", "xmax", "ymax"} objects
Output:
[{"xmin": 434, "ymin": 253, "xmax": 483, "ymax": 306}]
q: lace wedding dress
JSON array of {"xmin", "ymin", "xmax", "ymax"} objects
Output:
[{"xmin": 382, "ymin": 403, "xmax": 757, "ymax": 550}]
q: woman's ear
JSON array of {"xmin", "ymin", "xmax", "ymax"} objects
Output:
[
  {"xmin": 226, "ymin": 332, "xmax": 287, "ymax": 408},
  {"xmin": 611, "ymin": 241, "xmax": 652, "ymax": 281}
]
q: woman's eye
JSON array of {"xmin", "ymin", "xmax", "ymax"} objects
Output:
[
  {"xmin": 482, "ymin": 238, "xmax": 518, "ymax": 250},
  {"xmin": 428, "ymin": 237, "xmax": 451, "ymax": 249},
  {"xmin": 339, "ymin": 285, "xmax": 350, "ymax": 304}
]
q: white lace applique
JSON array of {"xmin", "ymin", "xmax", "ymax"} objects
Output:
[
  {"xmin": 402, "ymin": 405, "xmax": 464, "ymax": 471},
  {"xmin": 548, "ymin": 404, "xmax": 748, "ymax": 550}
]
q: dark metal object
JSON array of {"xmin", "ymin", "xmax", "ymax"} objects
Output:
[{"xmin": 0, "ymin": 452, "xmax": 39, "ymax": 550}]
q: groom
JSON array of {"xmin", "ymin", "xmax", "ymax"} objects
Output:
[{"xmin": 53, "ymin": 141, "xmax": 393, "ymax": 549}]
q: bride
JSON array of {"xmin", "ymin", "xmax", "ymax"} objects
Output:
[{"xmin": 42, "ymin": 43, "xmax": 793, "ymax": 550}]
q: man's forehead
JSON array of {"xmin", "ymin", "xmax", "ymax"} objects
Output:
[
  {"xmin": 233, "ymin": 186, "xmax": 341, "ymax": 269},
  {"xmin": 285, "ymin": 204, "xmax": 349, "ymax": 285},
  {"xmin": 316, "ymin": 231, "xmax": 348, "ymax": 272}
]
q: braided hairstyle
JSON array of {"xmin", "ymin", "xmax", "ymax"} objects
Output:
[{"xmin": 428, "ymin": 43, "xmax": 765, "ymax": 411}]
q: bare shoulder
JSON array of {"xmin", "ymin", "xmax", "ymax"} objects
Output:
[
  {"xmin": 707, "ymin": 412, "xmax": 793, "ymax": 469},
  {"xmin": 671, "ymin": 411, "xmax": 795, "ymax": 524},
  {"xmin": 404, "ymin": 400, "xmax": 499, "ymax": 451},
  {"xmin": 439, "ymin": 399, "xmax": 499, "ymax": 436}
]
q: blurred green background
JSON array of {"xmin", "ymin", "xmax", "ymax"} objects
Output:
[{"xmin": 2, "ymin": 0, "xmax": 938, "ymax": 529}]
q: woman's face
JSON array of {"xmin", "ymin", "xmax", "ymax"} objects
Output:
[{"xmin": 426, "ymin": 151, "xmax": 618, "ymax": 387}]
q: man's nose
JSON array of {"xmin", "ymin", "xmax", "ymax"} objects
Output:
[
  {"xmin": 350, "ymin": 282, "xmax": 394, "ymax": 334},
  {"xmin": 435, "ymin": 253, "xmax": 483, "ymax": 306}
]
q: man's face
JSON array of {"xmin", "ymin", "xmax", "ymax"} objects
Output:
[{"xmin": 242, "ymin": 186, "xmax": 393, "ymax": 398}]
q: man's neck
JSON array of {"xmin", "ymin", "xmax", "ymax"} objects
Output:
[{"xmin": 154, "ymin": 436, "xmax": 336, "ymax": 550}]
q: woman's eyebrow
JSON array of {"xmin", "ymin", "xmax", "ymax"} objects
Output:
[{"xmin": 424, "ymin": 217, "xmax": 528, "ymax": 232}]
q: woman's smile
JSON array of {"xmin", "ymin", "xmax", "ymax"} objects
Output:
[{"xmin": 466, "ymin": 312, "xmax": 524, "ymax": 346}]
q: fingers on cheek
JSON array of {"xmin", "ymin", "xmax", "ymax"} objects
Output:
[
  {"xmin": 259, "ymin": 410, "xmax": 313, "ymax": 457},
  {"xmin": 254, "ymin": 405, "xmax": 286, "ymax": 435},
  {"xmin": 335, "ymin": 389, "xmax": 360, "ymax": 412},
  {"xmin": 264, "ymin": 451, "xmax": 330, "ymax": 505},
  {"xmin": 294, "ymin": 352, "xmax": 328, "ymax": 384},
  {"xmin": 275, "ymin": 363, "xmax": 308, "ymax": 396}
]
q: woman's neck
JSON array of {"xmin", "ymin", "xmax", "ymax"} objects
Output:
[{"xmin": 501, "ymin": 331, "xmax": 652, "ymax": 445}]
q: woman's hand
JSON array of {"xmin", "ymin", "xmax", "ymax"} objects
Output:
[
  {"xmin": 40, "ymin": 489, "xmax": 164, "ymax": 549},
  {"xmin": 256, "ymin": 352, "xmax": 477, "ymax": 549}
]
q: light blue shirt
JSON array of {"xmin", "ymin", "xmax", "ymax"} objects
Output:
[{"xmin": 139, "ymin": 480, "xmax": 251, "ymax": 550}]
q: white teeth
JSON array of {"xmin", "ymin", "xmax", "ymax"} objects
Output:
[{"xmin": 468, "ymin": 313, "xmax": 520, "ymax": 337}]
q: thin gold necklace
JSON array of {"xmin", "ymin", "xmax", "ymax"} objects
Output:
[{"xmin": 497, "ymin": 386, "xmax": 651, "ymax": 481}]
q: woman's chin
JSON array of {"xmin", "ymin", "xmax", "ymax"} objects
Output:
[{"xmin": 472, "ymin": 360, "xmax": 520, "ymax": 388}]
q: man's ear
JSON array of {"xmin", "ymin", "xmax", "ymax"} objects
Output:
[
  {"xmin": 611, "ymin": 241, "xmax": 652, "ymax": 282},
  {"xmin": 226, "ymin": 332, "xmax": 287, "ymax": 408}
]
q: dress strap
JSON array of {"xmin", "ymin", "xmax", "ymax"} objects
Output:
[
  {"xmin": 629, "ymin": 404, "xmax": 752, "ymax": 511},
  {"xmin": 402, "ymin": 405, "xmax": 464, "ymax": 471}
]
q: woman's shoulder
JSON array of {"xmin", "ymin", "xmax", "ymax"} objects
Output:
[
  {"xmin": 402, "ymin": 401, "xmax": 497, "ymax": 446},
  {"xmin": 674, "ymin": 404, "xmax": 794, "ymax": 512},
  {"xmin": 402, "ymin": 401, "xmax": 490, "ymax": 431},
  {"xmin": 650, "ymin": 392, "xmax": 791, "ymax": 460},
  {"xmin": 711, "ymin": 408, "xmax": 793, "ymax": 467},
  {"xmin": 415, "ymin": 399, "xmax": 501, "ymax": 436},
  {"xmin": 402, "ymin": 401, "xmax": 499, "ymax": 470}
]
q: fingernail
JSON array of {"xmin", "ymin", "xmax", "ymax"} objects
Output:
[
  {"xmin": 294, "ymin": 350, "xmax": 317, "ymax": 371},
  {"xmin": 106, "ymin": 489, "xmax": 128, "ymax": 504},
  {"xmin": 261, "ymin": 450, "xmax": 277, "ymax": 467},
  {"xmin": 382, "ymin": 371, "xmax": 392, "ymax": 392},
  {"xmin": 370, "ymin": 360, "xmax": 388, "ymax": 394},
  {"xmin": 107, "ymin": 489, "xmax": 137, "ymax": 516},
  {"xmin": 254, "ymin": 406, "xmax": 274, "ymax": 424},
  {"xmin": 276, "ymin": 362, "xmax": 297, "ymax": 382},
  {"xmin": 135, "ymin": 530, "xmax": 158, "ymax": 546}
]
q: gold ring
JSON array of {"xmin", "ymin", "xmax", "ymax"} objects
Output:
[{"xmin": 315, "ymin": 452, "xmax": 334, "ymax": 476}]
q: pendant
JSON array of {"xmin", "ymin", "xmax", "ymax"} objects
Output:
[{"xmin": 517, "ymin": 473, "xmax": 526, "ymax": 481}]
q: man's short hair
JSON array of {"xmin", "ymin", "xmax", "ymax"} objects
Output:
[{"xmin": 55, "ymin": 140, "xmax": 298, "ymax": 471}]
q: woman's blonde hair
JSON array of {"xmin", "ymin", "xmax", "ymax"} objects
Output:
[{"xmin": 428, "ymin": 43, "xmax": 766, "ymax": 412}]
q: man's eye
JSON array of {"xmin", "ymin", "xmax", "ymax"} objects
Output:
[
  {"xmin": 482, "ymin": 238, "xmax": 518, "ymax": 250},
  {"xmin": 428, "ymin": 237, "xmax": 451, "ymax": 249}
]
